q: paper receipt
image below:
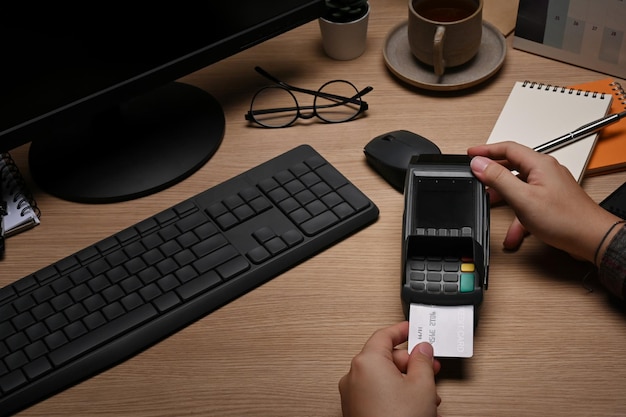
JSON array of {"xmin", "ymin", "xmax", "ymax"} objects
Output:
[{"xmin": 408, "ymin": 303, "xmax": 474, "ymax": 358}]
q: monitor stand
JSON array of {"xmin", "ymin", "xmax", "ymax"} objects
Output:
[{"xmin": 28, "ymin": 82, "xmax": 224, "ymax": 204}]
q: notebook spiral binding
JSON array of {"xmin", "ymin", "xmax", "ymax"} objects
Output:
[
  {"xmin": 522, "ymin": 80, "xmax": 607, "ymax": 99},
  {"xmin": 0, "ymin": 152, "xmax": 41, "ymax": 219},
  {"xmin": 610, "ymin": 80, "xmax": 626, "ymax": 109}
]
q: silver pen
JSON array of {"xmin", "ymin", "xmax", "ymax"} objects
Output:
[{"xmin": 534, "ymin": 110, "xmax": 626, "ymax": 153}]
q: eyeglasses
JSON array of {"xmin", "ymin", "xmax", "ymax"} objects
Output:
[{"xmin": 245, "ymin": 66, "xmax": 373, "ymax": 128}]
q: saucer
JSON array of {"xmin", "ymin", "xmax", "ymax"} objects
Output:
[{"xmin": 383, "ymin": 20, "xmax": 506, "ymax": 91}]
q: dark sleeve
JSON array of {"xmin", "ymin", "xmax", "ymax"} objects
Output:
[{"xmin": 598, "ymin": 224, "xmax": 626, "ymax": 299}]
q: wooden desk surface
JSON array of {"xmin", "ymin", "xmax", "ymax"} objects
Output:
[{"xmin": 4, "ymin": 1, "xmax": 626, "ymax": 416}]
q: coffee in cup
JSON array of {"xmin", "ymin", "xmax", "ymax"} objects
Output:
[{"xmin": 408, "ymin": 0, "xmax": 483, "ymax": 77}]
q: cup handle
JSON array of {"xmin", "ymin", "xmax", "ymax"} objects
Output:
[{"xmin": 433, "ymin": 25, "xmax": 446, "ymax": 77}]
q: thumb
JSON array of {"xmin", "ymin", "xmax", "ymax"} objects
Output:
[
  {"xmin": 406, "ymin": 342, "xmax": 436, "ymax": 383},
  {"xmin": 470, "ymin": 156, "xmax": 526, "ymax": 206}
]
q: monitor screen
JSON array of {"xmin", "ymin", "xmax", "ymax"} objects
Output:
[{"xmin": 0, "ymin": 1, "xmax": 325, "ymax": 203}]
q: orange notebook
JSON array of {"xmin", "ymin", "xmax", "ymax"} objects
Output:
[{"xmin": 570, "ymin": 78, "xmax": 626, "ymax": 176}]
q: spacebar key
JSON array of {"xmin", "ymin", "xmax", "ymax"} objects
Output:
[{"xmin": 49, "ymin": 304, "xmax": 158, "ymax": 367}]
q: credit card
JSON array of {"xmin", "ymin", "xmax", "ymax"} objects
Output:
[{"xmin": 408, "ymin": 303, "xmax": 474, "ymax": 358}]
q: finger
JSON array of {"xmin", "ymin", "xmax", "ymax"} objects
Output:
[
  {"xmin": 433, "ymin": 358, "xmax": 441, "ymax": 375},
  {"xmin": 503, "ymin": 216, "xmax": 528, "ymax": 250},
  {"xmin": 392, "ymin": 348, "xmax": 410, "ymax": 373},
  {"xmin": 470, "ymin": 155, "xmax": 530, "ymax": 207},
  {"xmin": 485, "ymin": 186, "xmax": 504, "ymax": 205},
  {"xmin": 468, "ymin": 141, "xmax": 536, "ymax": 166}
]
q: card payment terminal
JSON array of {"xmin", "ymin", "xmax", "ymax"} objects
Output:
[{"xmin": 401, "ymin": 154, "xmax": 490, "ymax": 323}]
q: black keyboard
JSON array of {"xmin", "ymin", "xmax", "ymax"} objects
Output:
[{"xmin": 0, "ymin": 144, "xmax": 379, "ymax": 416}]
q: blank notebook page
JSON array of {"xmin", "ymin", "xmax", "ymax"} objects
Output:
[{"xmin": 486, "ymin": 81, "xmax": 612, "ymax": 182}]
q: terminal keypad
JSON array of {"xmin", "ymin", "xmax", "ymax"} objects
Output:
[{"xmin": 408, "ymin": 256, "xmax": 475, "ymax": 295}]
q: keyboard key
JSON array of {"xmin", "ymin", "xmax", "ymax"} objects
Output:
[
  {"xmin": 300, "ymin": 211, "xmax": 339, "ymax": 235},
  {"xmin": 23, "ymin": 357, "xmax": 52, "ymax": 380},
  {"xmin": 153, "ymin": 292, "xmax": 181, "ymax": 313},
  {"xmin": 176, "ymin": 272, "xmax": 222, "ymax": 300},
  {"xmin": 0, "ymin": 369, "xmax": 27, "ymax": 394}
]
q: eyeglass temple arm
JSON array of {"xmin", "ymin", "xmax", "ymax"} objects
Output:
[
  {"xmin": 246, "ymin": 105, "xmax": 302, "ymax": 119},
  {"xmin": 254, "ymin": 66, "xmax": 295, "ymax": 88},
  {"xmin": 248, "ymin": 91, "xmax": 371, "ymax": 117},
  {"xmin": 313, "ymin": 87, "xmax": 373, "ymax": 108},
  {"xmin": 293, "ymin": 85, "xmax": 372, "ymax": 106},
  {"xmin": 255, "ymin": 66, "xmax": 325, "ymax": 97},
  {"xmin": 247, "ymin": 89, "xmax": 372, "ymax": 119},
  {"xmin": 254, "ymin": 66, "xmax": 373, "ymax": 105}
]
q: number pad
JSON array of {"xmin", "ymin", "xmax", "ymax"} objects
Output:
[{"xmin": 408, "ymin": 256, "xmax": 475, "ymax": 295}]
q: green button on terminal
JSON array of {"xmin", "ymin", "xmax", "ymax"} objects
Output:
[{"xmin": 460, "ymin": 272, "xmax": 475, "ymax": 293}]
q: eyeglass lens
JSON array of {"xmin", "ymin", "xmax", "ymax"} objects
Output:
[
  {"xmin": 250, "ymin": 80, "xmax": 362, "ymax": 128},
  {"xmin": 315, "ymin": 80, "xmax": 363, "ymax": 123},
  {"xmin": 250, "ymin": 86, "xmax": 299, "ymax": 128}
]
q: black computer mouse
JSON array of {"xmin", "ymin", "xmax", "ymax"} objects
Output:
[{"xmin": 364, "ymin": 130, "xmax": 441, "ymax": 192}]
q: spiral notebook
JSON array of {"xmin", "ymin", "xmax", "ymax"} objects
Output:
[
  {"xmin": 0, "ymin": 152, "xmax": 41, "ymax": 237},
  {"xmin": 487, "ymin": 80, "xmax": 613, "ymax": 182},
  {"xmin": 568, "ymin": 78, "xmax": 626, "ymax": 176}
]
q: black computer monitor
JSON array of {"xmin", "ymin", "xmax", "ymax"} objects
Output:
[{"xmin": 0, "ymin": 1, "xmax": 325, "ymax": 203}]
